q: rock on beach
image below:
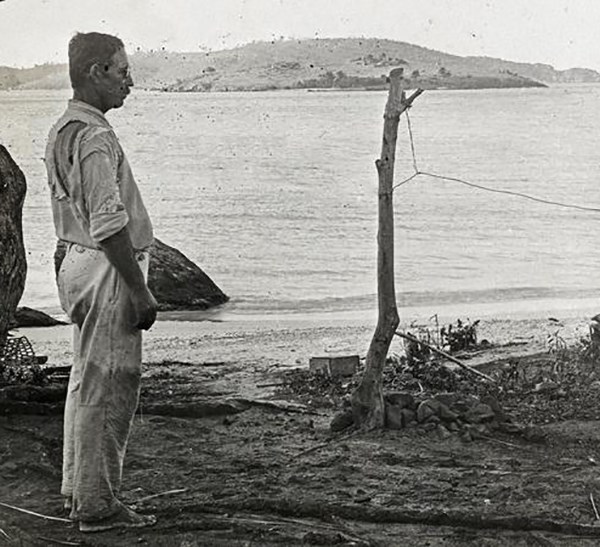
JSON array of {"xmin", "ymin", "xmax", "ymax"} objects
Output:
[
  {"xmin": 54, "ymin": 237, "xmax": 229, "ymax": 312},
  {"xmin": 146, "ymin": 238, "xmax": 229, "ymax": 311},
  {"xmin": 10, "ymin": 306, "xmax": 66, "ymax": 328}
]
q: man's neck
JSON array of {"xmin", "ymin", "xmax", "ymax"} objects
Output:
[{"xmin": 72, "ymin": 88, "xmax": 108, "ymax": 114}]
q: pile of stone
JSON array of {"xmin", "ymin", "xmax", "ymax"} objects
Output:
[{"xmin": 383, "ymin": 391, "xmax": 512, "ymax": 442}]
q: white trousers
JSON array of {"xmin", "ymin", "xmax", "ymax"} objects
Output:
[{"xmin": 57, "ymin": 243, "xmax": 148, "ymax": 521}]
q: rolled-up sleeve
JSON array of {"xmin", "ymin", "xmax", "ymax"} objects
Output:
[{"xmin": 80, "ymin": 135, "xmax": 129, "ymax": 243}]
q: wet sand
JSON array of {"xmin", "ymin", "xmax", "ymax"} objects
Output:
[{"xmin": 18, "ymin": 298, "xmax": 598, "ymax": 372}]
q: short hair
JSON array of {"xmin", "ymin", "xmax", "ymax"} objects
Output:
[{"xmin": 68, "ymin": 32, "xmax": 124, "ymax": 89}]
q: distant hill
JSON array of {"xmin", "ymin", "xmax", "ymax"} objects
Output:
[
  {"xmin": 2, "ymin": 38, "xmax": 600, "ymax": 92},
  {"xmin": 0, "ymin": 63, "xmax": 70, "ymax": 90}
]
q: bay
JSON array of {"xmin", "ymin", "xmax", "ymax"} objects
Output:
[{"xmin": 1, "ymin": 85, "xmax": 599, "ymax": 318}]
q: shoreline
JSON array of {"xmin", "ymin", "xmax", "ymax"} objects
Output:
[
  {"xmin": 159, "ymin": 293, "xmax": 600, "ymax": 323},
  {"xmin": 25, "ymin": 290, "xmax": 600, "ymax": 324},
  {"xmin": 15, "ymin": 297, "xmax": 597, "ymax": 370}
]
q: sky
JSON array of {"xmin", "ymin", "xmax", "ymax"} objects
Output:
[{"xmin": 1, "ymin": 0, "xmax": 600, "ymax": 70}]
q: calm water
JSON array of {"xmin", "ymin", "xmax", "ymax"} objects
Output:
[{"xmin": 2, "ymin": 86, "xmax": 600, "ymax": 317}]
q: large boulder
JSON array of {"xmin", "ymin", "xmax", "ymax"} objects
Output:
[
  {"xmin": 10, "ymin": 306, "xmax": 66, "ymax": 328},
  {"xmin": 146, "ymin": 238, "xmax": 229, "ymax": 311},
  {"xmin": 54, "ymin": 237, "xmax": 229, "ymax": 312},
  {"xmin": 0, "ymin": 145, "xmax": 27, "ymax": 344}
]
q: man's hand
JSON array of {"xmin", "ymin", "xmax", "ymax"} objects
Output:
[
  {"xmin": 130, "ymin": 286, "xmax": 158, "ymax": 330},
  {"xmin": 99, "ymin": 227, "xmax": 158, "ymax": 330}
]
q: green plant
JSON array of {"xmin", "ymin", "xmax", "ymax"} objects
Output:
[
  {"xmin": 403, "ymin": 317, "xmax": 481, "ymax": 365},
  {"xmin": 440, "ymin": 319, "xmax": 480, "ymax": 353},
  {"xmin": 546, "ymin": 329, "xmax": 567, "ymax": 356}
]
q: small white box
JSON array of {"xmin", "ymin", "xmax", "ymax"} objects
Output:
[{"xmin": 309, "ymin": 355, "xmax": 359, "ymax": 377}]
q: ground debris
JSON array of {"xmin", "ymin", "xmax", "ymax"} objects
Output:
[
  {"xmin": 4, "ymin": 330, "xmax": 600, "ymax": 546},
  {"xmin": 280, "ymin": 340, "xmax": 600, "ymax": 435}
]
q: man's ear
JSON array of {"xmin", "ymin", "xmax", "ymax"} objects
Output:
[{"xmin": 89, "ymin": 63, "xmax": 104, "ymax": 84}]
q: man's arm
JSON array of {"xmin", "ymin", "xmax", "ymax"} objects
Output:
[
  {"xmin": 78, "ymin": 133, "xmax": 157, "ymax": 330},
  {"xmin": 99, "ymin": 226, "xmax": 157, "ymax": 330}
]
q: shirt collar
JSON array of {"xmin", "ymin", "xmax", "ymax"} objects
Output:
[{"xmin": 67, "ymin": 99, "xmax": 111, "ymax": 128}]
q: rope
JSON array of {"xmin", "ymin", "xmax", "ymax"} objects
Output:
[
  {"xmin": 392, "ymin": 172, "xmax": 419, "ymax": 191},
  {"xmin": 405, "ymin": 110, "xmax": 419, "ymax": 173},
  {"xmin": 394, "ymin": 112, "xmax": 600, "ymax": 213},
  {"xmin": 417, "ymin": 171, "xmax": 600, "ymax": 213}
]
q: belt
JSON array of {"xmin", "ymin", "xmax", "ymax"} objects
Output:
[{"xmin": 61, "ymin": 240, "xmax": 150, "ymax": 260}]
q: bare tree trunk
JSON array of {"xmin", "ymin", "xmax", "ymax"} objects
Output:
[
  {"xmin": 351, "ymin": 70, "xmax": 423, "ymax": 429},
  {"xmin": 0, "ymin": 145, "xmax": 27, "ymax": 349}
]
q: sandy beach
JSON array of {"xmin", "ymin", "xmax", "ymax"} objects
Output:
[
  {"xmin": 17, "ymin": 296, "xmax": 599, "ymax": 373},
  {"xmin": 4, "ymin": 301, "xmax": 600, "ymax": 546}
]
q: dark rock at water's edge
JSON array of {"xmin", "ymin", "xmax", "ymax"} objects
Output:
[
  {"xmin": 54, "ymin": 237, "xmax": 229, "ymax": 312},
  {"xmin": 147, "ymin": 238, "xmax": 229, "ymax": 311},
  {"xmin": 10, "ymin": 306, "xmax": 66, "ymax": 328}
]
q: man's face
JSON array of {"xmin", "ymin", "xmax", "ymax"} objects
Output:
[{"xmin": 95, "ymin": 48, "xmax": 134, "ymax": 112}]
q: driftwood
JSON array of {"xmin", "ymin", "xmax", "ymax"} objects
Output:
[
  {"xmin": 135, "ymin": 488, "xmax": 188, "ymax": 504},
  {"xmin": 394, "ymin": 331, "xmax": 496, "ymax": 383},
  {"xmin": 0, "ymin": 501, "xmax": 70, "ymax": 523},
  {"xmin": 0, "ymin": 388, "xmax": 315, "ymax": 417},
  {"xmin": 590, "ymin": 492, "xmax": 600, "ymax": 521},
  {"xmin": 290, "ymin": 430, "xmax": 356, "ymax": 461},
  {"xmin": 350, "ymin": 70, "xmax": 423, "ymax": 429},
  {"xmin": 0, "ymin": 145, "xmax": 27, "ymax": 348},
  {"xmin": 180, "ymin": 497, "xmax": 600, "ymax": 539}
]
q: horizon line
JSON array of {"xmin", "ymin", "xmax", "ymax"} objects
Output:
[{"xmin": 0, "ymin": 35, "xmax": 596, "ymax": 73}]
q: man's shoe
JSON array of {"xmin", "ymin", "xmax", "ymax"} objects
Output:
[
  {"xmin": 63, "ymin": 497, "xmax": 78, "ymax": 521},
  {"xmin": 79, "ymin": 504, "xmax": 156, "ymax": 533}
]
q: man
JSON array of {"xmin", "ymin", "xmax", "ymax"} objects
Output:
[{"xmin": 45, "ymin": 32, "xmax": 157, "ymax": 533}]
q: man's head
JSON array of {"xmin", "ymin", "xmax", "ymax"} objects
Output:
[{"xmin": 69, "ymin": 32, "xmax": 134, "ymax": 112}]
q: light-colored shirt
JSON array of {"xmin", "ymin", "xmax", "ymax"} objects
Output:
[{"xmin": 45, "ymin": 100, "xmax": 153, "ymax": 250}]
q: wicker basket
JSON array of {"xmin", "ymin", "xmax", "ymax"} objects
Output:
[{"xmin": 0, "ymin": 335, "xmax": 37, "ymax": 368}]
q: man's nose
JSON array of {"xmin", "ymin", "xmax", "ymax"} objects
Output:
[{"xmin": 126, "ymin": 74, "xmax": 134, "ymax": 87}]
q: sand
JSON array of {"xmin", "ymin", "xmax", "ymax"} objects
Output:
[
  {"xmin": 4, "ymin": 302, "xmax": 600, "ymax": 545},
  {"xmin": 17, "ymin": 297, "xmax": 598, "ymax": 373}
]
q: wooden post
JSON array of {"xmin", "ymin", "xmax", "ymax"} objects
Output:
[
  {"xmin": 0, "ymin": 145, "xmax": 27, "ymax": 349},
  {"xmin": 351, "ymin": 70, "xmax": 423, "ymax": 429}
]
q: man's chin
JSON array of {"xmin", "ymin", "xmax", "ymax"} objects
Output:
[{"xmin": 112, "ymin": 96, "xmax": 127, "ymax": 109}]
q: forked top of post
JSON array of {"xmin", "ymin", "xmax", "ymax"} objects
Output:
[{"xmin": 384, "ymin": 68, "xmax": 405, "ymax": 118}]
